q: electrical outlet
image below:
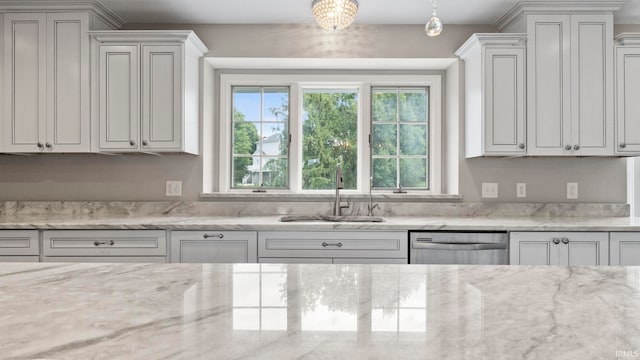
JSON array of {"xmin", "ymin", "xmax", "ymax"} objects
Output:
[
  {"xmin": 166, "ymin": 181, "xmax": 182, "ymax": 197},
  {"xmin": 482, "ymin": 183, "xmax": 499, "ymax": 198},
  {"xmin": 567, "ymin": 182, "xmax": 578, "ymax": 200},
  {"xmin": 516, "ymin": 183, "xmax": 527, "ymax": 198}
]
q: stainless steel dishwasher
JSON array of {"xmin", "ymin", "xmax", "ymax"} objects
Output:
[{"xmin": 409, "ymin": 231, "xmax": 508, "ymax": 264}]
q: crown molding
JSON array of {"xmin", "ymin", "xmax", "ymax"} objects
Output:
[
  {"xmin": 89, "ymin": 30, "xmax": 209, "ymax": 56},
  {"xmin": 616, "ymin": 33, "xmax": 640, "ymax": 45},
  {"xmin": 455, "ymin": 33, "xmax": 527, "ymax": 59},
  {"xmin": 496, "ymin": 0, "xmax": 629, "ymax": 31},
  {"xmin": 0, "ymin": 0, "xmax": 125, "ymax": 28}
]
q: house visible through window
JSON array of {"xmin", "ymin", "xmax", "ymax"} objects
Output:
[{"xmin": 232, "ymin": 87, "xmax": 289, "ymax": 189}]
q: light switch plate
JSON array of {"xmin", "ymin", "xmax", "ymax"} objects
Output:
[
  {"xmin": 567, "ymin": 182, "xmax": 578, "ymax": 199},
  {"xmin": 482, "ymin": 183, "xmax": 499, "ymax": 198},
  {"xmin": 166, "ymin": 181, "xmax": 182, "ymax": 197},
  {"xmin": 516, "ymin": 183, "xmax": 526, "ymax": 198}
]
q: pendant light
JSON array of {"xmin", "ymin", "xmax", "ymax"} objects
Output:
[
  {"xmin": 312, "ymin": 0, "xmax": 359, "ymax": 31},
  {"xmin": 425, "ymin": 0, "xmax": 443, "ymax": 37}
]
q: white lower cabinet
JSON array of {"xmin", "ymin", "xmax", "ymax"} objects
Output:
[
  {"xmin": 610, "ymin": 233, "xmax": 640, "ymax": 266},
  {"xmin": 510, "ymin": 232, "xmax": 609, "ymax": 266},
  {"xmin": 258, "ymin": 231, "xmax": 408, "ymax": 264},
  {"xmin": 170, "ymin": 231, "xmax": 257, "ymax": 263},
  {"xmin": 0, "ymin": 230, "xmax": 39, "ymax": 262},
  {"xmin": 42, "ymin": 230, "xmax": 166, "ymax": 263}
]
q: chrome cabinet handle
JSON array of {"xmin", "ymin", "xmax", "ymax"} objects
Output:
[
  {"xmin": 561, "ymin": 237, "xmax": 569, "ymax": 245},
  {"xmin": 620, "ymin": 143, "xmax": 627, "ymax": 148},
  {"xmin": 552, "ymin": 238, "xmax": 561, "ymax": 245},
  {"xmin": 565, "ymin": 145, "xmax": 572, "ymax": 151},
  {"xmin": 322, "ymin": 242, "xmax": 343, "ymax": 248},
  {"xmin": 130, "ymin": 140, "xmax": 136, "ymax": 146},
  {"xmin": 203, "ymin": 233, "xmax": 224, "ymax": 239},
  {"xmin": 519, "ymin": 143, "xmax": 525, "ymax": 149},
  {"xmin": 37, "ymin": 142, "xmax": 44, "ymax": 149},
  {"xmin": 142, "ymin": 140, "xmax": 148, "ymax": 146},
  {"xmin": 573, "ymin": 145, "xmax": 580, "ymax": 150},
  {"xmin": 45, "ymin": 142, "xmax": 52, "ymax": 149},
  {"xmin": 94, "ymin": 240, "xmax": 115, "ymax": 246}
]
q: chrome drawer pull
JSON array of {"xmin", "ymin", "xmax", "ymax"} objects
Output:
[
  {"xmin": 94, "ymin": 240, "xmax": 115, "ymax": 246},
  {"xmin": 322, "ymin": 242, "xmax": 343, "ymax": 248},
  {"xmin": 203, "ymin": 233, "xmax": 224, "ymax": 239}
]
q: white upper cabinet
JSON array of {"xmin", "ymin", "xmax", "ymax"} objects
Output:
[
  {"xmin": 0, "ymin": 3, "xmax": 123, "ymax": 153},
  {"xmin": 456, "ymin": 34, "xmax": 526, "ymax": 158},
  {"xmin": 526, "ymin": 14, "xmax": 614, "ymax": 156},
  {"xmin": 91, "ymin": 31, "xmax": 208, "ymax": 154},
  {"xmin": 615, "ymin": 33, "xmax": 640, "ymax": 155}
]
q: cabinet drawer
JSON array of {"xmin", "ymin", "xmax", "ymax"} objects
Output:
[
  {"xmin": 258, "ymin": 231, "xmax": 408, "ymax": 259},
  {"xmin": 0, "ymin": 230, "xmax": 39, "ymax": 256},
  {"xmin": 0, "ymin": 256, "xmax": 40, "ymax": 263},
  {"xmin": 43, "ymin": 230, "xmax": 166, "ymax": 257},
  {"xmin": 170, "ymin": 231, "xmax": 257, "ymax": 263},
  {"xmin": 43, "ymin": 256, "xmax": 166, "ymax": 263}
]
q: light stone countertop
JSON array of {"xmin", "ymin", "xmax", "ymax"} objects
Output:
[
  {"xmin": 3, "ymin": 214, "xmax": 640, "ymax": 231},
  {"xmin": 1, "ymin": 262, "xmax": 639, "ymax": 360}
]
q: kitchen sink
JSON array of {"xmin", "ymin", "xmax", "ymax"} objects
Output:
[{"xmin": 279, "ymin": 215, "xmax": 385, "ymax": 223}]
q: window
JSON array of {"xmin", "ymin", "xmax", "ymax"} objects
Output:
[
  {"xmin": 231, "ymin": 87, "xmax": 289, "ymax": 189},
  {"xmin": 372, "ymin": 88, "xmax": 429, "ymax": 190},
  {"xmin": 219, "ymin": 74, "xmax": 441, "ymax": 194},
  {"xmin": 302, "ymin": 88, "xmax": 358, "ymax": 190}
]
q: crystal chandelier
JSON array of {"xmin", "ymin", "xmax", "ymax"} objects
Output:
[
  {"xmin": 425, "ymin": 0, "xmax": 443, "ymax": 37},
  {"xmin": 312, "ymin": 0, "xmax": 359, "ymax": 31}
]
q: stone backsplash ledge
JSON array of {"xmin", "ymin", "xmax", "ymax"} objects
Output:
[{"xmin": 0, "ymin": 201, "xmax": 630, "ymax": 218}]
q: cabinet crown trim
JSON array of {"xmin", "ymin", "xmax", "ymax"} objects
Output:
[
  {"xmin": 89, "ymin": 30, "xmax": 209, "ymax": 56},
  {"xmin": 616, "ymin": 33, "xmax": 640, "ymax": 45},
  {"xmin": 496, "ymin": 0, "xmax": 627, "ymax": 30},
  {"xmin": 0, "ymin": 0, "xmax": 125, "ymax": 29},
  {"xmin": 455, "ymin": 33, "xmax": 526, "ymax": 59}
]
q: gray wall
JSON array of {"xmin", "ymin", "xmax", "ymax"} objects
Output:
[{"xmin": 0, "ymin": 23, "xmax": 638, "ymax": 202}]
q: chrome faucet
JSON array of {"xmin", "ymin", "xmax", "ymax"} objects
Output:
[{"xmin": 334, "ymin": 165, "xmax": 349, "ymax": 216}]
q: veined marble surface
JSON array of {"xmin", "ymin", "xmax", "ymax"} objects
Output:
[
  {"xmin": 0, "ymin": 201, "xmax": 630, "ymax": 218},
  {"xmin": 3, "ymin": 214, "xmax": 640, "ymax": 231},
  {"xmin": 1, "ymin": 263, "xmax": 639, "ymax": 359}
]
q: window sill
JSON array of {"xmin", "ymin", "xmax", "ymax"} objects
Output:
[{"xmin": 199, "ymin": 193, "xmax": 463, "ymax": 203}]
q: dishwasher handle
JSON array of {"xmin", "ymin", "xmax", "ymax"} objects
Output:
[{"xmin": 412, "ymin": 242, "xmax": 507, "ymax": 251}]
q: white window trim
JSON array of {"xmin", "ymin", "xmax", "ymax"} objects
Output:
[{"xmin": 218, "ymin": 74, "xmax": 442, "ymax": 195}]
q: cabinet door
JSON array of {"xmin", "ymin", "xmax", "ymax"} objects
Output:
[
  {"xmin": 259, "ymin": 257, "xmax": 332, "ymax": 264},
  {"xmin": 484, "ymin": 46, "xmax": 526, "ymax": 154},
  {"xmin": 333, "ymin": 258, "xmax": 407, "ymax": 264},
  {"xmin": 510, "ymin": 232, "xmax": 560, "ymax": 265},
  {"xmin": 526, "ymin": 15, "xmax": 572, "ymax": 155},
  {"xmin": 558, "ymin": 232, "xmax": 609, "ymax": 266},
  {"xmin": 45, "ymin": 13, "xmax": 90, "ymax": 152},
  {"xmin": 43, "ymin": 256, "xmax": 166, "ymax": 263},
  {"xmin": 98, "ymin": 44, "xmax": 139, "ymax": 151},
  {"xmin": 141, "ymin": 45, "xmax": 182, "ymax": 151},
  {"xmin": 570, "ymin": 14, "xmax": 614, "ymax": 156},
  {"xmin": 610, "ymin": 233, "xmax": 640, "ymax": 266},
  {"xmin": 3, "ymin": 13, "xmax": 46, "ymax": 152},
  {"xmin": 171, "ymin": 231, "xmax": 257, "ymax": 263},
  {"xmin": 615, "ymin": 47, "xmax": 640, "ymax": 154}
]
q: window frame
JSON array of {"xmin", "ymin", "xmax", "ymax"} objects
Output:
[{"xmin": 219, "ymin": 74, "xmax": 442, "ymax": 194}]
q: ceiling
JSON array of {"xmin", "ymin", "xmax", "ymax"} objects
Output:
[{"xmin": 97, "ymin": 0, "xmax": 640, "ymax": 25}]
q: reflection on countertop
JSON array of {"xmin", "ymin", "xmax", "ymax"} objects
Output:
[{"xmin": 1, "ymin": 262, "xmax": 639, "ymax": 359}]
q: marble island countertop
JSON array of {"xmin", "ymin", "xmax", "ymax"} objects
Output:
[
  {"xmin": 1, "ymin": 262, "xmax": 639, "ymax": 359},
  {"xmin": 3, "ymin": 214, "xmax": 640, "ymax": 231}
]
